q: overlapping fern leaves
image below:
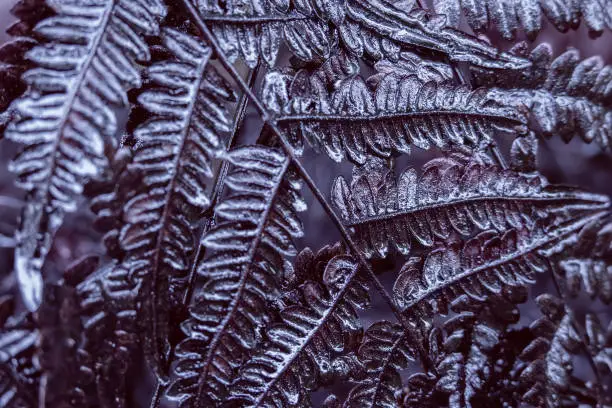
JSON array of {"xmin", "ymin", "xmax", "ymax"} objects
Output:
[
  {"xmin": 5, "ymin": 0, "xmax": 166, "ymax": 311},
  {"xmin": 0, "ymin": 0, "xmax": 611, "ymax": 407},
  {"xmin": 121, "ymin": 26, "xmax": 235, "ymax": 373},
  {"xmin": 167, "ymin": 146, "xmax": 305, "ymax": 406}
]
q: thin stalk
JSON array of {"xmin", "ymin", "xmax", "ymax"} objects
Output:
[
  {"xmin": 148, "ymin": 64, "xmax": 259, "ymax": 408},
  {"xmin": 178, "ymin": 0, "xmax": 410, "ymax": 338}
]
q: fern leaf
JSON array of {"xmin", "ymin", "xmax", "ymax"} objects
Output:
[
  {"xmin": 228, "ymin": 255, "xmax": 368, "ymax": 407},
  {"xmin": 517, "ymin": 294, "xmax": 581, "ymax": 407},
  {"xmin": 119, "ymin": 27, "xmax": 235, "ymax": 374},
  {"xmin": 194, "ymin": 0, "xmax": 337, "ymax": 66},
  {"xmin": 434, "ymin": 0, "xmax": 611, "ymax": 40},
  {"xmin": 341, "ymin": 0, "xmax": 529, "ymax": 69},
  {"xmin": 344, "ymin": 321, "xmax": 415, "ymax": 408},
  {"xmin": 478, "ymin": 43, "xmax": 612, "ymax": 152},
  {"xmin": 167, "ymin": 146, "xmax": 305, "ymax": 406},
  {"xmin": 265, "ymin": 68, "xmax": 526, "ymax": 163},
  {"xmin": 393, "ymin": 209, "xmax": 609, "ymax": 317},
  {"xmin": 333, "ymin": 155, "xmax": 608, "ymax": 258},
  {"xmin": 5, "ymin": 0, "xmax": 166, "ymax": 311}
]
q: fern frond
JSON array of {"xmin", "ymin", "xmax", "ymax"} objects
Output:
[
  {"xmin": 393, "ymin": 209, "xmax": 609, "ymax": 317},
  {"xmin": 478, "ymin": 43, "xmax": 612, "ymax": 152},
  {"xmin": 333, "ymin": 155, "xmax": 608, "ymax": 258},
  {"xmin": 167, "ymin": 146, "xmax": 305, "ymax": 406},
  {"xmin": 434, "ymin": 0, "xmax": 612, "ymax": 40},
  {"xmin": 228, "ymin": 255, "xmax": 368, "ymax": 407},
  {"xmin": 119, "ymin": 27, "xmax": 235, "ymax": 374},
  {"xmin": 265, "ymin": 68, "xmax": 525, "ymax": 163},
  {"xmin": 5, "ymin": 0, "xmax": 166, "ymax": 311},
  {"xmin": 340, "ymin": 0, "xmax": 529, "ymax": 69},
  {"xmin": 517, "ymin": 294, "xmax": 581, "ymax": 407},
  {"xmin": 194, "ymin": 0, "xmax": 337, "ymax": 66},
  {"xmin": 344, "ymin": 321, "xmax": 415, "ymax": 408}
]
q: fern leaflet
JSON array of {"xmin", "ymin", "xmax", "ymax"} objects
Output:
[
  {"xmin": 341, "ymin": 0, "xmax": 529, "ymax": 69},
  {"xmin": 264, "ymin": 68, "xmax": 525, "ymax": 163},
  {"xmin": 394, "ymin": 208, "xmax": 609, "ymax": 317},
  {"xmin": 194, "ymin": 0, "xmax": 337, "ymax": 66}
]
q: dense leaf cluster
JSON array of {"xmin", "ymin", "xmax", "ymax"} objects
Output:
[{"xmin": 0, "ymin": 0, "xmax": 611, "ymax": 407}]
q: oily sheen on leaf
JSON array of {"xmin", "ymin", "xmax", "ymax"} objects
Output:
[
  {"xmin": 393, "ymin": 209, "xmax": 609, "ymax": 318},
  {"xmin": 265, "ymin": 68, "xmax": 525, "ymax": 163},
  {"xmin": 5, "ymin": 0, "xmax": 166, "ymax": 311},
  {"xmin": 333, "ymin": 155, "xmax": 608, "ymax": 258},
  {"xmin": 167, "ymin": 146, "xmax": 305, "ymax": 407},
  {"xmin": 229, "ymin": 255, "xmax": 368, "ymax": 408},
  {"xmin": 120, "ymin": 28, "xmax": 234, "ymax": 374}
]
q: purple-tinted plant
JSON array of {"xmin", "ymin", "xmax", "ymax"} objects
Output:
[{"xmin": 0, "ymin": 0, "xmax": 611, "ymax": 407}]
